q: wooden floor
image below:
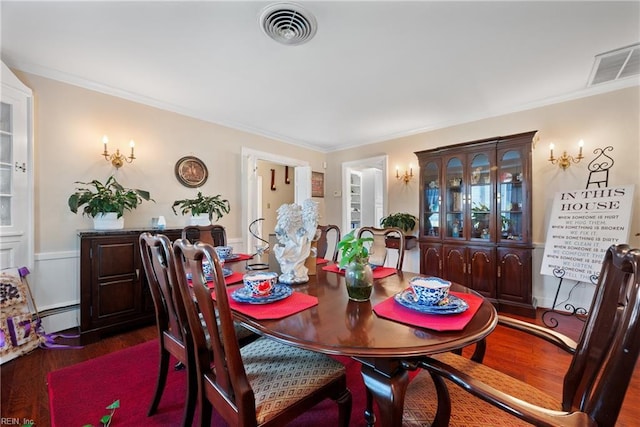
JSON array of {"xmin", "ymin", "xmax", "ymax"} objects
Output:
[{"xmin": 1, "ymin": 310, "xmax": 639, "ymax": 426}]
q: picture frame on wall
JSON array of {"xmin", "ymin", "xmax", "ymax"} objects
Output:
[
  {"xmin": 175, "ymin": 156, "xmax": 208, "ymax": 188},
  {"xmin": 311, "ymin": 171, "xmax": 324, "ymax": 198}
]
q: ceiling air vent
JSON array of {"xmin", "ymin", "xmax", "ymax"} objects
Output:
[
  {"xmin": 259, "ymin": 2, "xmax": 317, "ymax": 46},
  {"xmin": 588, "ymin": 43, "xmax": 640, "ymax": 86}
]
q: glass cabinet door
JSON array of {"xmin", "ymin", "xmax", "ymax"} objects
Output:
[
  {"xmin": 422, "ymin": 161, "xmax": 440, "ymax": 237},
  {"xmin": 469, "ymin": 153, "xmax": 492, "ymax": 240},
  {"xmin": 445, "ymin": 156, "xmax": 464, "ymax": 239},
  {"xmin": 0, "ymin": 102, "xmax": 13, "ymax": 226},
  {"xmin": 498, "ymin": 149, "xmax": 524, "ymax": 241}
]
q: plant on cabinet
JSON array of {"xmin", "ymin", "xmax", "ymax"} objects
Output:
[
  {"xmin": 172, "ymin": 191, "xmax": 230, "ymax": 225},
  {"xmin": 67, "ymin": 176, "xmax": 153, "ymax": 230}
]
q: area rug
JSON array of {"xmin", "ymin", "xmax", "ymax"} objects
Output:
[{"xmin": 48, "ymin": 339, "xmax": 382, "ymax": 426}]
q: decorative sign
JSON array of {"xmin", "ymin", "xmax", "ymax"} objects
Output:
[
  {"xmin": 541, "ymin": 185, "xmax": 635, "ymax": 282},
  {"xmin": 312, "ymin": 171, "xmax": 324, "ymax": 198}
]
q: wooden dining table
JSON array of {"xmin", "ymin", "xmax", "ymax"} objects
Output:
[{"xmin": 225, "ymin": 259, "xmax": 498, "ymax": 426}]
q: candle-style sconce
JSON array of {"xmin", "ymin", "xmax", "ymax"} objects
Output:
[
  {"xmin": 101, "ymin": 135, "xmax": 136, "ymax": 169},
  {"xmin": 548, "ymin": 140, "xmax": 584, "ymax": 170},
  {"xmin": 396, "ymin": 165, "xmax": 413, "ymax": 184}
]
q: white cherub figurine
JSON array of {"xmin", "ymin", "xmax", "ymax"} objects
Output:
[{"xmin": 273, "ymin": 200, "xmax": 319, "ymax": 284}]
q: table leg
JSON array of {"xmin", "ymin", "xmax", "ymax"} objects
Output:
[{"xmin": 359, "ymin": 362, "xmax": 410, "ymax": 427}]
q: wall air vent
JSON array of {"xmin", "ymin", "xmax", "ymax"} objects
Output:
[
  {"xmin": 259, "ymin": 3, "xmax": 317, "ymax": 46},
  {"xmin": 588, "ymin": 43, "xmax": 640, "ymax": 86}
]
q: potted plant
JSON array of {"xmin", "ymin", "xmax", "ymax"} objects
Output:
[
  {"xmin": 379, "ymin": 212, "xmax": 418, "ymax": 250},
  {"xmin": 337, "ymin": 231, "xmax": 374, "ymax": 301},
  {"xmin": 172, "ymin": 191, "xmax": 230, "ymax": 225},
  {"xmin": 67, "ymin": 176, "xmax": 153, "ymax": 230}
]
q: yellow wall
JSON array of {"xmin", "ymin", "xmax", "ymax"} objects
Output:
[
  {"xmin": 14, "ymin": 69, "xmax": 640, "ymax": 326},
  {"xmin": 17, "ymin": 71, "xmax": 327, "ymax": 253},
  {"xmin": 324, "ymin": 87, "xmax": 640, "ymax": 248}
]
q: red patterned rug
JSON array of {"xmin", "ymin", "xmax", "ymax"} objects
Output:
[{"xmin": 48, "ymin": 339, "xmax": 380, "ymax": 426}]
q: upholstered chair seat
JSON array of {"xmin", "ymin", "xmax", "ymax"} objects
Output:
[
  {"xmin": 237, "ymin": 337, "xmax": 347, "ymax": 425},
  {"xmin": 403, "ymin": 352, "xmax": 560, "ymax": 426}
]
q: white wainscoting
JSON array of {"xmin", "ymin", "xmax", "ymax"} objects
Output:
[
  {"xmin": 32, "ymin": 238, "xmax": 245, "ymax": 333},
  {"xmin": 32, "ymin": 239, "xmax": 597, "ymax": 333}
]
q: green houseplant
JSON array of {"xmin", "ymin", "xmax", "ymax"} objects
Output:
[
  {"xmin": 172, "ymin": 191, "xmax": 230, "ymax": 225},
  {"xmin": 337, "ymin": 231, "xmax": 374, "ymax": 301},
  {"xmin": 67, "ymin": 176, "xmax": 152, "ymax": 229},
  {"xmin": 380, "ymin": 212, "xmax": 418, "ymax": 233},
  {"xmin": 379, "ymin": 212, "xmax": 418, "ymax": 250}
]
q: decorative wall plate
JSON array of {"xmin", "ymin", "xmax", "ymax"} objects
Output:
[{"xmin": 175, "ymin": 156, "xmax": 208, "ymax": 188}]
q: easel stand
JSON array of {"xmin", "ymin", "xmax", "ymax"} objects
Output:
[{"xmin": 541, "ymin": 268, "xmax": 593, "ymax": 329}]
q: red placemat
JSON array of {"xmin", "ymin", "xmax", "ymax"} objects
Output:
[
  {"xmin": 224, "ymin": 272, "xmax": 244, "ymax": 285},
  {"xmin": 316, "ymin": 258, "xmax": 329, "ymax": 265},
  {"xmin": 322, "ymin": 264, "xmax": 397, "ymax": 279},
  {"xmin": 373, "ymin": 291, "xmax": 483, "ymax": 331},
  {"xmin": 224, "ymin": 253, "xmax": 253, "ymax": 263},
  {"xmin": 212, "ymin": 285, "xmax": 318, "ymax": 320}
]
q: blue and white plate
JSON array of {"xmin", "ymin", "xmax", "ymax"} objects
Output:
[
  {"xmin": 222, "ymin": 253, "xmax": 240, "ymax": 261},
  {"xmin": 231, "ymin": 283, "xmax": 293, "ymax": 304},
  {"xmin": 187, "ymin": 267, "xmax": 233, "ymax": 282},
  {"xmin": 394, "ymin": 290, "xmax": 469, "ymax": 315}
]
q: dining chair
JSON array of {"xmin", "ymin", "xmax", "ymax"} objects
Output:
[
  {"xmin": 172, "ymin": 238, "xmax": 353, "ymax": 427},
  {"xmin": 356, "ymin": 226, "xmax": 405, "ymax": 270},
  {"xmin": 139, "ymin": 232, "xmax": 196, "ymax": 427},
  {"xmin": 402, "ymin": 244, "xmax": 640, "ymax": 427},
  {"xmin": 317, "ymin": 224, "xmax": 341, "ymax": 263},
  {"xmin": 181, "ymin": 224, "xmax": 227, "ymax": 246}
]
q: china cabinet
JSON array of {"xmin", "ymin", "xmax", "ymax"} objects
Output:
[{"xmin": 415, "ymin": 131, "xmax": 535, "ymax": 317}]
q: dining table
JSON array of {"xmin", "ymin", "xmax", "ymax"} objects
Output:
[{"xmin": 222, "ymin": 257, "xmax": 498, "ymax": 426}]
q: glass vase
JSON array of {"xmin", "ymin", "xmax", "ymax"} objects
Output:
[{"xmin": 345, "ymin": 261, "xmax": 373, "ymax": 301}]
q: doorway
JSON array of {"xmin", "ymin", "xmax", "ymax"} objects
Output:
[
  {"xmin": 341, "ymin": 155, "xmax": 388, "ymax": 233},
  {"xmin": 241, "ymin": 147, "xmax": 310, "ymax": 255}
]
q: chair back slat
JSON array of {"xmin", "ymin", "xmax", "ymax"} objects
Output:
[
  {"xmin": 357, "ymin": 226, "xmax": 405, "ymax": 270},
  {"xmin": 172, "ymin": 239, "xmax": 254, "ymax": 420},
  {"xmin": 182, "ymin": 224, "xmax": 227, "ymax": 246},
  {"xmin": 317, "ymin": 224, "xmax": 341, "ymax": 263},
  {"xmin": 139, "ymin": 233, "xmax": 187, "ymax": 347},
  {"xmin": 563, "ymin": 244, "xmax": 640, "ymax": 426}
]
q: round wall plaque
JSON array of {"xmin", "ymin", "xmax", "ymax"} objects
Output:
[{"xmin": 175, "ymin": 156, "xmax": 208, "ymax": 188}]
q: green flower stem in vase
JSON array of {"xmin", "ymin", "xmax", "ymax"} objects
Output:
[{"xmin": 345, "ymin": 261, "xmax": 373, "ymax": 301}]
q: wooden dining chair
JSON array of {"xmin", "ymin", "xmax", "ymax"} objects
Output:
[
  {"xmin": 317, "ymin": 224, "xmax": 341, "ymax": 263},
  {"xmin": 402, "ymin": 244, "xmax": 640, "ymax": 427},
  {"xmin": 172, "ymin": 238, "xmax": 353, "ymax": 427},
  {"xmin": 356, "ymin": 226, "xmax": 405, "ymax": 270},
  {"xmin": 139, "ymin": 232, "xmax": 196, "ymax": 427},
  {"xmin": 181, "ymin": 224, "xmax": 227, "ymax": 246}
]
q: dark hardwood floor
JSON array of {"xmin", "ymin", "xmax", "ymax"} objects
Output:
[{"xmin": 1, "ymin": 310, "xmax": 638, "ymax": 426}]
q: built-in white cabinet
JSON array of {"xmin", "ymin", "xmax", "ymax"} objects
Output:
[{"xmin": 349, "ymin": 171, "xmax": 361, "ymax": 230}]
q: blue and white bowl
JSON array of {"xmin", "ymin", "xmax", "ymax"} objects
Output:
[
  {"xmin": 242, "ymin": 271, "xmax": 278, "ymax": 297},
  {"xmin": 408, "ymin": 276, "xmax": 451, "ymax": 306},
  {"xmin": 215, "ymin": 245, "xmax": 234, "ymax": 260}
]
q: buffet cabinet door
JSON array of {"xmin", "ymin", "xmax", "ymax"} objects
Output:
[
  {"xmin": 497, "ymin": 246, "xmax": 533, "ymax": 313},
  {"xmin": 420, "ymin": 243, "xmax": 442, "ymax": 278}
]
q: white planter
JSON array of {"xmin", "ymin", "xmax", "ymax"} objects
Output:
[
  {"xmin": 189, "ymin": 214, "xmax": 211, "ymax": 226},
  {"xmin": 93, "ymin": 212, "xmax": 124, "ymax": 230}
]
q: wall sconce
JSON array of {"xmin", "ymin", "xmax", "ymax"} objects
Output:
[
  {"xmin": 396, "ymin": 165, "xmax": 413, "ymax": 184},
  {"xmin": 548, "ymin": 140, "xmax": 584, "ymax": 170},
  {"xmin": 101, "ymin": 135, "xmax": 136, "ymax": 169}
]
